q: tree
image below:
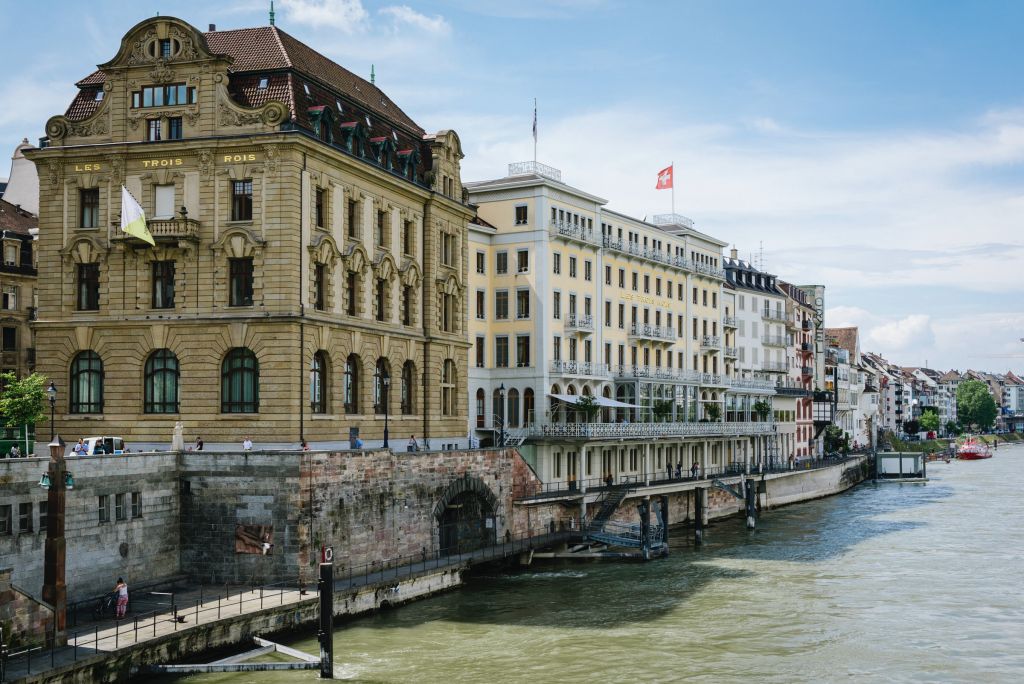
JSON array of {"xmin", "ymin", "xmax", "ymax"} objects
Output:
[
  {"xmin": 752, "ymin": 399, "xmax": 772, "ymax": 421},
  {"xmin": 575, "ymin": 395, "xmax": 599, "ymax": 423},
  {"xmin": 823, "ymin": 425, "xmax": 849, "ymax": 454},
  {"xmin": 902, "ymin": 419, "xmax": 921, "ymax": 436},
  {"xmin": 0, "ymin": 372, "xmax": 48, "ymax": 455},
  {"xmin": 956, "ymin": 379, "xmax": 998, "ymax": 431},
  {"xmin": 919, "ymin": 411, "xmax": 940, "ymax": 433},
  {"xmin": 703, "ymin": 403, "xmax": 721, "ymax": 422},
  {"xmin": 652, "ymin": 399, "xmax": 673, "ymax": 422},
  {"xmin": 945, "ymin": 421, "xmax": 961, "ymax": 436}
]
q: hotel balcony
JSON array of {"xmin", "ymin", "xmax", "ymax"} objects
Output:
[
  {"xmin": 550, "ymin": 218, "xmax": 597, "ymax": 245},
  {"xmin": 724, "ymin": 346, "xmax": 738, "ymax": 358},
  {"xmin": 799, "ymin": 341, "xmax": 813, "ymax": 355},
  {"xmin": 550, "ymin": 359, "xmax": 611, "ymax": 377},
  {"xmin": 112, "ymin": 217, "xmax": 201, "ymax": 244},
  {"xmin": 525, "ymin": 420, "xmax": 776, "ymax": 441},
  {"xmin": 701, "ymin": 335, "xmax": 721, "ymax": 350},
  {"xmin": 762, "ymin": 334, "xmax": 788, "ymax": 348},
  {"xmin": 760, "ymin": 361, "xmax": 789, "ymax": 374},
  {"xmin": 731, "ymin": 377, "xmax": 777, "ymax": 391},
  {"xmin": 692, "ymin": 262, "xmax": 726, "ymax": 279},
  {"xmin": 802, "ymin": 319, "xmax": 812, "ymax": 330},
  {"xmin": 762, "ymin": 309, "xmax": 787, "ymax": 323},
  {"xmin": 601, "ymin": 234, "xmax": 693, "ymax": 272},
  {"xmin": 722, "ymin": 315, "xmax": 738, "ymax": 328},
  {"xmin": 565, "ymin": 313, "xmax": 594, "ymax": 333},
  {"xmin": 800, "ymin": 365, "xmax": 814, "ymax": 378},
  {"xmin": 629, "ymin": 323, "xmax": 677, "ymax": 343}
]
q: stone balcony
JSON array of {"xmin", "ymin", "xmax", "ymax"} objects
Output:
[
  {"xmin": 701, "ymin": 335, "xmax": 721, "ymax": 350},
  {"xmin": 762, "ymin": 309, "xmax": 788, "ymax": 323},
  {"xmin": 111, "ymin": 217, "xmax": 201, "ymax": 244},
  {"xmin": 760, "ymin": 361, "xmax": 789, "ymax": 373},
  {"xmin": 724, "ymin": 346, "xmax": 738, "ymax": 358},
  {"xmin": 525, "ymin": 420, "xmax": 776, "ymax": 441},
  {"xmin": 722, "ymin": 315, "xmax": 737, "ymax": 328},
  {"xmin": 564, "ymin": 313, "xmax": 594, "ymax": 333},
  {"xmin": 629, "ymin": 323, "xmax": 677, "ymax": 343},
  {"xmin": 550, "ymin": 219, "xmax": 597, "ymax": 245},
  {"xmin": 762, "ymin": 334, "xmax": 789, "ymax": 347},
  {"xmin": 550, "ymin": 359, "xmax": 610, "ymax": 377}
]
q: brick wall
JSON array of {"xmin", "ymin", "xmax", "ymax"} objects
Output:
[{"xmin": 0, "ymin": 567, "xmax": 55, "ymax": 649}]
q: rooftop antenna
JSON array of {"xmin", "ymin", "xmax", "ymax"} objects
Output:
[
  {"xmin": 371, "ymin": 64, "xmax": 375, "ymax": 85},
  {"xmin": 269, "ymin": 0, "xmax": 275, "ymax": 26}
]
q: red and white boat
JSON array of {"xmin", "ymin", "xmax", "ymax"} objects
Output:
[{"xmin": 957, "ymin": 437, "xmax": 992, "ymax": 460}]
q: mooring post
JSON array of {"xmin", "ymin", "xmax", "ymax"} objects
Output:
[
  {"xmin": 318, "ymin": 562, "xmax": 334, "ymax": 679},
  {"xmin": 659, "ymin": 495, "xmax": 670, "ymax": 554},
  {"xmin": 744, "ymin": 479, "xmax": 756, "ymax": 530},
  {"xmin": 694, "ymin": 487, "xmax": 705, "ymax": 546},
  {"xmin": 638, "ymin": 499, "xmax": 650, "ymax": 561}
]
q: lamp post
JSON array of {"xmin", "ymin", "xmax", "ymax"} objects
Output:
[
  {"xmin": 376, "ymin": 368, "xmax": 390, "ymax": 449},
  {"xmin": 47, "ymin": 381, "xmax": 57, "ymax": 442},
  {"xmin": 497, "ymin": 383, "xmax": 506, "ymax": 447}
]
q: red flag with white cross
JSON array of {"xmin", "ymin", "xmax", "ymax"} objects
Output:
[{"xmin": 656, "ymin": 164, "xmax": 673, "ymax": 190}]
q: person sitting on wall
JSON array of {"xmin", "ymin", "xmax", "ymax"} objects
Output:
[
  {"xmin": 8, "ymin": 445, "xmax": 21, "ymax": 458},
  {"xmin": 73, "ymin": 438, "xmax": 87, "ymax": 456},
  {"xmin": 408, "ymin": 435, "xmax": 419, "ymax": 452}
]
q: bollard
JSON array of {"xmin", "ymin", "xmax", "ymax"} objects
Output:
[
  {"xmin": 745, "ymin": 479, "xmax": 757, "ymax": 530},
  {"xmin": 318, "ymin": 563, "xmax": 334, "ymax": 679},
  {"xmin": 694, "ymin": 487, "xmax": 705, "ymax": 546}
]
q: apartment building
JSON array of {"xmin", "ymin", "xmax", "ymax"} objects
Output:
[{"xmin": 0, "ymin": 196, "xmax": 36, "ymax": 379}]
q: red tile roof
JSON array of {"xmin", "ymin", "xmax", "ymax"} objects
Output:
[
  {"xmin": 824, "ymin": 327, "xmax": 858, "ymax": 357},
  {"xmin": 0, "ymin": 198, "xmax": 37, "ymax": 235}
]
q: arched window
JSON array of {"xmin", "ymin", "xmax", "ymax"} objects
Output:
[
  {"xmin": 401, "ymin": 360, "xmax": 415, "ymax": 415},
  {"xmin": 221, "ymin": 348, "xmax": 259, "ymax": 413},
  {"xmin": 144, "ymin": 349, "xmax": 179, "ymax": 414},
  {"xmin": 475, "ymin": 388, "xmax": 486, "ymax": 428},
  {"xmin": 70, "ymin": 351, "xmax": 103, "ymax": 413},
  {"xmin": 441, "ymin": 359, "xmax": 456, "ymax": 416},
  {"xmin": 311, "ymin": 351, "xmax": 328, "ymax": 414},
  {"xmin": 344, "ymin": 354, "xmax": 360, "ymax": 414},
  {"xmin": 492, "ymin": 388, "xmax": 504, "ymax": 427},
  {"xmin": 523, "ymin": 388, "xmax": 535, "ymax": 427},
  {"xmin": 374, "ymin": 357, "xmax": 390, "ymax": 415},
  {"xmin": 507, "ymin": 388, "xmax": 520, "ymax": 428}
]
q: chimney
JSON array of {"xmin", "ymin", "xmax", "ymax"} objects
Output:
[
  {"xmin": 730, "ymin": 246, "xmax": 738, "ymax": 259},
  {"xmin": 209, "ymin": 23, "xmax": 216, "ymax": 31}
]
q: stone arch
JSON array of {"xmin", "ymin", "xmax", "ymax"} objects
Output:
[{"xmin": 433, "ymin": 474, "xmax": 499, "ymax": 554}]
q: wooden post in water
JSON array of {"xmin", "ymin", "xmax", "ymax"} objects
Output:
[
  {"xmin": 318, "ymin": 562, "xmax": 334, "ymax": 679},
  {"xmin": 659, "ymin": 495, "xmax": 669, "ymax": 553},
  {"xmin": 744, "ymin": 479, "xmax": 757, "ymax": 530},
  {"xmin": 694, "ymin": 487, "xmax": 705, "ymax": 546},
  {"xmin": 638, "ymin": 499, "xmax": 650, "ymax": 561}
]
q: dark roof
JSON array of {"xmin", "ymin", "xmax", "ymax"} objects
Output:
[
  {"xmin": 0, "ymin": 198, "xmax": 36, "ymax": 236},
  {"xmin": 824, "ymin": 327, "xmax": 858, "ymax": 357},
  {"xmin": 470, "ymin": 215, "xmax": 497, "ymax": 229}
]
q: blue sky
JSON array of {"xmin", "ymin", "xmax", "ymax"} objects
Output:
[{"xmin": 2, "ymin": 0, "xmax": 1023, "ymax": 372}]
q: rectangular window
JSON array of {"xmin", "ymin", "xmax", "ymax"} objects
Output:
[
  {"xmin": 476, "ymin": 251, "xmax": 485, "ymax": 274},
  {"xmin": 514, "ymin": 204, "xmax": 528, "ymax": 225},
  {"xmin": 151, "ymin": 260, "xmax": 175, "ymax": 309},
  {"xmin": 229, "ymin": 257, "xmax": 254, "ymax": 306},
  {"xmin": 495, "ymin": 290, "xmax": 508, "ymax": 319},
  {"xmin": 38, "ymin": 501, "xmax": 48, "ymax": 533},
  {"xmin": 231, "ymin": 179, "xmax": 253, "ymax": 221},
  {"xmin": 154, "ymin": 183, "xmax": 175, "ymax": 218},
  {"xmin": 632, "ymin": 272, "xmax": 638, "ymax": 291},
  {"xmin": 496, "ymin": 251, "xmax": 508, "ymax": 274},
  {"xmin": 98, "ymin": 495, "xmax": 110, "ymax": 524},
  {"xmin": 346, "ymin": 272, "xmax": 357, "ymax": 315},
  {"xmin": 314, "ymin": 263, "xmax": 326, "ymax": 311},
  {"xmin": 475, "ymin": 336, "xmax": 485, "ymax": 367},
  {"xmin": 18, "ymin": 502, "xmax": 32, "ymax": 533},
  {"xmin": 618, "ymin": 269, "xmax": 625, "ymax": 288},
  {"xmin": 403, "ymin": 220, "xmax": 413, "ymax": 254},
  {"xmin": 147, "ymin": 119, "xmax": 161, "ymax": 141},
  {"xmin": 80, "ymin": 188, "xmax": 100, "ymax": 228},
  {"xmin": 441, "ymin": 233, "xmax": 454, "ymax": 266},
  {"xmin": 402, "ymin": 286, "xmax": 413, "ymax": 325},
  {"xmin": 605, "ymin": 301, "xmax": 611, "ymax": 326},
  {"xmin": 712, "ymin": 292, "xmax": 718, "ymax": 308},
  {"xmin": 569, "ymin": 256, "xmax": 577, "ymax": 278},
  {"xmin": 605, "ymin": 265, "xmax": 611, "ymax": 285},
  {"xmin": 77, "ymin": 263, "xmax": 100, "ymax": 311},
  {"xmin": 347, "ymin": 199, "xmax": 358, "ymax": 238},
  {"xmin": 376, "ymin": 279, "xmax": 387, "ymax": 321},
  {"xmin": 644, "ymin": 275, "xmax": 650, "ymax": 293},
  {"xmin": 618, "ymin": 303, "xmax": 624, "ymax": 329},
  {"xmin": 553, "ymin": 291, "xmax": 561, "ymax": 319},
  {"xmin": 517, "ymin": 249, "xmax": 529, "ymax": 273},
  {"xmin": 495, "ymin": 336, "xmax": 509, "ymax": 367},
  {"xmin": 167, "ymin": 117, "xmax": 183, "ymax": 140},
  {"xmin": 517, "ymin": 335, "xmax": 531, "ymax": 366},
  {"xmin": 2, "ymin": 327, "xmax": 16, "ymax": 351},
  {"xmin": 516, "ymin": 289, "xmax": 530, "ymax": 319},
  {"xmin": 568, "ymin": 338, "xmax": 577, "ymax": 362},
  {"xmin": 552, "ymin": 252, "xmax": 561, "ymax": 274},
  {"xmin": 0, "ymin": 505, "xmax": 9, "ymax": 535},
  {"xmin": 377, "ymin": 210, "xmax": 387, "ymax": 246},
  {"xmin": 476, "ymin": 290, "xmax": 486, "ymax": 319},
  {"xmin": 315, "ymin": 188, "xmax": 325, "ymax": 228},
  {"xmin": 584, "ymin": 260, "xmax": 592, "ymax": 281},
  {"xmin": 553, "ymin": 336, "xmax": 561, "ymax": 361},
  {"xmin": 115, "ymin": 493, "xmax": 127, "ymax": 521},
  {"xmin": 131, "ymin": 492, "xmax": 142, "ymax": 518}
]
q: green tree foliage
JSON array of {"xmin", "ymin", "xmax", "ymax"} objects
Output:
[
  {"xmin": 652, "ymin": 399, "xmax": 673, "ymax": 422},
  {"xmin": 575, "ymin": 394, "xmax": 599, "ymax": 423},
  {"xmin": 956, "ymin": 379, "xmax": 998, "ymax": 430},
  {"xmin": 945, "ymin": 421, "xmax": 961, "ymax": 436},
  {"xmin": 703, "ymin": 403, "xmax": 721, "ymax": 422},
  {"xmin": 824, "ymin": 424, "xmax": 849, "ymax": 454},
  {"xmin": 903, "ymin": 419, "xmax": 921, "ymax": 435},
  {"xmin": 919, "ymin": 411, "xmax": 940, "ymax": 433},
  {"xmin": 0, "ymin": 372, "xmax": 48, "ymax": 428},
  {"xmin": 752, "ymin": 399, "xmax": 772, "ymax": 421}
]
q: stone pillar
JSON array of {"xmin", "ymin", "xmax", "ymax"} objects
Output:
[
  {"xmin": 41, "ymin": 438, "xmax": 67, "ymax": 644},
  {"xmin": 694, "ymin": 487, "xmax": 705, "ymax": 546}
]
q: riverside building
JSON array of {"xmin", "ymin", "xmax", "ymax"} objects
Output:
[
  {"xmin": 26, "ymin": 16, "xmax": 472, "ymax": 447},
  {"xmin": 465, "ymin": 162, "xmax": 776, "ymax": 487}
]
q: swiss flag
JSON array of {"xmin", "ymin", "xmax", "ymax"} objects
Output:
[{"xmin": 656, "ymin": 165, "xmax": 673, "ymax": 190}]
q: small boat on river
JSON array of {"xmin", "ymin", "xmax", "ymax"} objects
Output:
[{"xmin": 957, "ymin": 437, "xmax": 992, "ymax": 460}]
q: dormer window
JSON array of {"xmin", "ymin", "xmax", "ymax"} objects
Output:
[
  {"xmin": 303, "ymin": 83, "xmax": 311, "ymax": 96},
  {"xmin": 160, "ymin": 39, "xmax": 172, "ymax": 57},
  {"xmin": 131, "ymin": 84, "xmax": 197, "ymax": 108},
  {"xmin": 365, "ymin": 115, "xmax": 371, "ymax": 127},
  {"xmin": 258, "ymin": 77, "xmax": 268, "ymax": 90},
  {"xmin": 95, "ymin": 90, "xmax": 104, "ymax": 102},
  {"xmin": 392, "ymin": 130, "xmax": 398, "ymax": 142},
  {"xmin": 336, "ymin": 99, "xmax": 343, "ymax": 113}
]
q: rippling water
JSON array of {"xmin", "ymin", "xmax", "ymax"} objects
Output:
[{"xmin": 183, "ymin": 445, "xmax": 1024, "ymax": 683}]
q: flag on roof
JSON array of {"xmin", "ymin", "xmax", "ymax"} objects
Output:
[{"xmin": 656, "ymin": 164, "xmax": 673, "ymax": 190}]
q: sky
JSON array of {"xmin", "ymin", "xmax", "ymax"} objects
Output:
[{"xmin": 1, "ymin": 0, "xmax": 1022, "ymax": 374}]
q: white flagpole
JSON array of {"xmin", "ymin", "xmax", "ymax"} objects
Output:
[
  {"xmin": 671, "ymin": 160, "xmax": 675, "ymax": 217},
  {"xmin": 533, "ymin": 98, "xmax": 538, "ymax": 164}
]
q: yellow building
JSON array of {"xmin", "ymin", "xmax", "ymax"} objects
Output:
[
  {"xmin": 466, "ymin": 162, "xmax": 775, "ymax": 487},
  {"xmin": 26, "ymin": 16, "xmax": 471, "ymax": 448}
]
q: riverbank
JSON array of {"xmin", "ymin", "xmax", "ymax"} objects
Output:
[{"xmin": 887, "ymin": 432, "xmax": 1022, "ymax": 454}]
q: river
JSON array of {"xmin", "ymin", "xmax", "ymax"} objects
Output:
[{"xmin": 185, "ymin": 444, "xmax": 1024, "ymax": 683}]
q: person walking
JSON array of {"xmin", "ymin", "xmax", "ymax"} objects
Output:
[
  {"xmin": 113, "ymin": 577, "xmax": 128, "ymax": 619},
  {"xmin": 690, "ymin": 460, "xmax": 699, "ymax": 479}
]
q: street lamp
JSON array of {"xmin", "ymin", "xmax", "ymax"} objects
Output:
[
  {"xmin": 497, "ymin": 383, "xmax": 506, "ymax": 447},
  {"xmin": 376, "ymin": 367, "xmax": 390, "ymax": 449},
  {"xmin": 46, "ymin": 381, "xmax": 57, "ymax": 442}
]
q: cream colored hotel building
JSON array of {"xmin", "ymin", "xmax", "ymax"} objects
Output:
[{"xmin": 467, "ymin": 162, "xmax": 778, "ymax": 487}]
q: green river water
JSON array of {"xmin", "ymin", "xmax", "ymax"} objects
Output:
[{"xmin": 181, "ymin": 444, "xmax": 1024, "ymax": 683}]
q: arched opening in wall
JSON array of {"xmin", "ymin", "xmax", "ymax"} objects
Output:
[
  {"xmin": 435, "ymin": 477, "xmax": 498, "ymax": 555},
  {"xmin": 523, "ymin": 388, "xmax": 535, "ymax": 427},
  {"xmin": 602, "ymin": 385, "xmax": 612, "ymax": 423}
]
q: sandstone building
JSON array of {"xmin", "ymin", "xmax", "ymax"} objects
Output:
[{"xmin": 27, "ymin": 16, "xmax": 471, "ymax": 447}]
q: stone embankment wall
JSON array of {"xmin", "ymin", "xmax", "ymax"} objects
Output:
[{"xmin": 0, "ymin": 567, "xmax": 54, "ymax": 649}]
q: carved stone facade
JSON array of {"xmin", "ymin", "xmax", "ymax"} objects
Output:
[{"xmin": 27, "ymin": 16, "xmax": 471, "ymax": 448}]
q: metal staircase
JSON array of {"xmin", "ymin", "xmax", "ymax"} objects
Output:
[{"xmin": 588, "ymin": 486, "xmax": 630, "ymax": 531}]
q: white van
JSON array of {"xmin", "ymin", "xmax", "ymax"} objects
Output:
[{"xmin": 78, "ymin": 437, "xmax": 126, "ymax": 456}]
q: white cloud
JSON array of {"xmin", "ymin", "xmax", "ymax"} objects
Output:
[
  {"xmin": 279, "ymin": 0, "xmax": 368, "ymax": 32},
  {"xmin": 867, "ymin": 315, "xmax": 935, "ymax": 352},
  {"xmin": 379, "ymin": 5, "xmax": 451, "ymax": 35}
]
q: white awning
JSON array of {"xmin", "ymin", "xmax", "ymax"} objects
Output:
[{"xmin": 547, "ymin": 393, "xmax": 639, "ymax": 409}]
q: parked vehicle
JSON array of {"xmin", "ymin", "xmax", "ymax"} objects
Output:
[{"xmin": 77, "ymin": 436, "xmax": 126, "ymax": 456}]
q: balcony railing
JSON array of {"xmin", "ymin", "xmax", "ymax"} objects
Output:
[
  {"xmin": 724, "ymin": 346, "xmax": 738, "ymax": 357},
  {"xmin": 113, "ymin": 217, "xmax": 201, "ymax": 243},
  {"xmin": 762, "ymin": 335, "xmax": 788, "ymax": 347},
  {"xmin": 722, "ymin": 315, "xmax": 737, "ymax": 328},
  {"xmin": 731, "ymin": 377, "xmax": 776, "ymax": 391},
  {"xmin": 760, "ymin": 361, "xmax": 788, "ymax": 373},
  {"xmin": 565, "ymin": 313, "xmax": 594, "ymax": 332},
  {"xmin": 701, "ymin": 335, "xmax": 721, "ymax": 349},
  {"xmin": 525, "ymin": 420, "xmax": 776, "ymax": 440},
  {"xmin": 800, "ymin": 341, "xmax": 813, "ymax": 353},
  {"xmin": 550, "ymin": 360, "xmax": 610, "ymax": 377},
  {"xmin": 762, "ymin": 309, "xmax": 787, "ymax": 322},
  {"xmin": 802, "ymin": 319, "xmax": 812, "ymax": 330},
  {"xmin": 629, "ymin": 323, "xmax": 677, "ymax": 342},
  {"xmin": 601, "ymin": 235, "xmax": 694, "ymax": 272},
  {"xmin": 800, "ymin": 366, "xmax": 814, "ymax": 377},
  {"xmin": 550, "ymin": 219, "xmax": 597, "ymax": 244},
  {"xmin": 693, "ymin": 262, "xmax": 725, "ymax": 279}
]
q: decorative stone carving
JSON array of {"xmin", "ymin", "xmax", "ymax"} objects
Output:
[
  {"xmin": 198, "ymin": 151, "xmax": 214, "ymax": 177},
  {"xmin": 126, "ymin": 28, "xmax": 158, "ymax": 65},
  {"xmin": 261, "ymin": 145, "xmax": 279, "ymax": 174},
  {"xmin": 148, "ymin": 66, "xmax": 176, "ymax": 84},
  {"xmin": 69, "ymin": 116, "xmax": 108, "ymax": 137},
  {"xmin": 218, "ymin": 102, "xmax": 264, "ymax": 127}
]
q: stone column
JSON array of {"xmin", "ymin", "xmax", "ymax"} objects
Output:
[{"xmin": 41, "ymin": 438, "xmax": 67, "ymax": 644}]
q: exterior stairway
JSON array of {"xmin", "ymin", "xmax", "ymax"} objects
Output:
[{"xmin": 587, "ymin": 486, "xmax": 630, "ymax": 533}]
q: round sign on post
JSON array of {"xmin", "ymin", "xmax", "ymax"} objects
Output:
[{"xmin": 322, "ymin": 546, "xmax": 334, "ymax": 563}]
